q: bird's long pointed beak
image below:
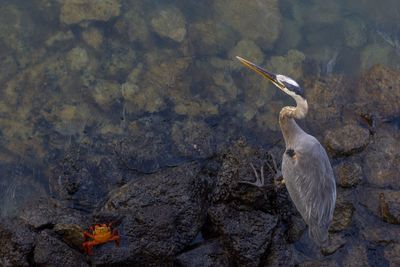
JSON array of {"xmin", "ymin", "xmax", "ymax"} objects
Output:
[{"xmin": 236, "ymin": 56, "xmax": 284, "ymax": 90}]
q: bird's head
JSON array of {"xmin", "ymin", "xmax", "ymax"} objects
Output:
[{"xmin": 236, "ymin": 56, "xmax": 305, "ymax": 101}]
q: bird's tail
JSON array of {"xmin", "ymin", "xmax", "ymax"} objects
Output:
[{"xmin": 308, "ymin": 225, "xmax": 328, "ymax": 246}]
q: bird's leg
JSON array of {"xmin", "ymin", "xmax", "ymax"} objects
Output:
[
  {"xmin": 264, "ymin": 156, "xmax": 285, "ymax": 187},
  {"xmin": 239, "ymin": 163, "xmax": 265, "ymax": 187}
]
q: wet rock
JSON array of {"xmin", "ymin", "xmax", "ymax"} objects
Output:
[
  {"xmin": 266, "ymin": 49, "xmax": 306, "ymax": 81},
  {"xmin": 334, "ymin": 161, "xmax": 362, "ymax": 188},
  {"xmin": 208, "ymin": 205, "xmax": 277, "ymax": 267},
  {"xmin": 18, "ymin": 198, "xmax": 87, "ymax": 229},
  {"xmin": 93, "ymin": 162, "xmax": 207, "ymax": 266},
  {"xmin": 324, "ymin": 124, "xmax": 370, "ymax": 157},
  {"xmin": 384, "ymin": 243, "xmax": 400, "ymax": 267},
  {"xmin": 330, "ymin": 199, "xmax": 354, "ymax": 232},
  {"xmin": 54, "ymin": 224, "xmax": 85, "ymax": 249},
  {"xmin": 363, "ymin": 125, "xmax": 400, "ymax": 189},
  {"xmin": 151, "ymin": 7, "xmax": 186, "ymax": 42},
  {"xmin": 342, "ymin": 244, "xmax": 370, "ymax": 267},
  {"xmin": 34, "ymin": 230, "xmax": 88, "ymax": 267},
  {"xmin": 213, "ymin": 0, "xmax": 282, "ymax": 49},
  {"xmin": 175, "ymin": 240, "xmax": 230, "ymax": 267},
  {"xmin": 262, "ymin": 225, "xmax": 294, "ymax": 267},
  {"xmin": 356, "ymin": 65, "xmax": 400, "ymax": 116},
  {"xmin": 0, "ymin": 218, "xmax": 36, "ymax": 267},
  {"xmin": 60, "ymin": 0, "xmax": 121, "ymax": 25},
  {"xmin": 320, "ymin": 233, "xmax": 346, "ymax": 256}
]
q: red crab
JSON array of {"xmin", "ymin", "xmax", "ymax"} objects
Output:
[{"xmin": 82, "ymin": 223, "xmax": 120, "ymax": 255}]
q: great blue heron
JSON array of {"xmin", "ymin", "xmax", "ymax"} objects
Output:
[{"xmin": 236, "ymin": 56, "xmax": 336, "ymax": 245}]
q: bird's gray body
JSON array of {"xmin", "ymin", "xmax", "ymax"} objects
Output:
[
  {"xmin": 282, "ymin": 125, "xmax": 336, "ymax": 245},
  {"xmin": 236, "ymin": 56, "xmax": 337, "ymax": 246}
]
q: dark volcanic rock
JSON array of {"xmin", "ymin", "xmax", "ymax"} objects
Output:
[
  {"xmin": 208, "ymin": 205, "xmax": 277, "ymax": 267},
  {"xmin": 342, "ymin": 244, "xmax": 370, "ymax": 267},
  {"xmin": 262, "ymin": 225, "xmax": 294, "ymax": 267},
  {"xmin": 18, "ymin": 198, "xmax": 87, "ymax": 229},
  {"xmin": 0, "ymin": 218, "xmax": 36, "ymax": 267},
  {"xmin": 384, "ymin": 243, "xmax": 400, "ymax": 267},
  {"xmin": 175, "ymin": 240, "xmax": 230, "ymax": 267},
  {"xmin": 34, "ymin": 230, "xmax": 88, "ymax": 267},
  {"xmin": 298, "ymin": 259, "xmax": 339, "ymax": 267},
  {"xmin": 212, "ymin": 139, "xmax": 291, "ymax": 216},
  {"xmin": 324, "ymin": 124, "xmax": 370, "ymax": 157},
  {"xmin": 92, "ymin": 162, "xmax": 207, "ymax": 266},
  {"xmin": 334, "ymin": 161, "xmax": 362, "ymax": 188},
  {"xmin": 360, "ymin": 188, "xmax": 400, "ymax": 224}
]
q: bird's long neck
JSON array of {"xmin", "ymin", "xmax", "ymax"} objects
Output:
[{"xmin": 279, "ymin": 95, "xmax": 308, "ymax": 148}]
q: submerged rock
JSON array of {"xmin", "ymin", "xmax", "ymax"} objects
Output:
[
  {"xmin": 213, "ymin": 0, "xmax": 282, "ymax": 49},
  {"xmin": 266, "ymin": 49, "xmax": 306, "ymax": 81},
  {"xmin": 324, "ymin": 124, "xmax": 370, "ymax": 157},
  {"xmin": 356, "ymin": 65, "xmax": 400, "ymax": 117},
  {"xmin": 151, "ymin": 7, "xmax": 186, "ymax": 42},
  {"xmin": 60, "ymin": 0, "xmax": 121, "ymax": 25}
]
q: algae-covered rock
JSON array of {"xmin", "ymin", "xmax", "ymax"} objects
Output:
[
  {"xmin": 66, "ymin": 47, "xmax": 89, "ymax": 71},
  {"xmin": 213, "ymin": 0, "xmax": 282, "ymax": 49},
  {"xmin": 229, "ymin": 39, "xmax": 264, "ymax": 67},
  {"xmin": 343, "ymin": 17, "xmax": 367, "ymax": 48},
  {"xmin": 82, "ymin": 27, "xmax": 103, "ymax": 50},
  {"xmin": 60, "ymin": 0, "xmax": 120, "ymax": 25},
  {"xmin": 151, "ymin": 7, "xmax": 186, "ymax": 42},
  {"xmin": 91, "ymin": 79, "xmax": 121, "ymax": 109},
  {"xmin": 266, "ymin": 50, "xmax": 306, "ymax": 81},
  {"xmin": 356, "ymin": 65, "xmax": 400, "ymax": 117}
]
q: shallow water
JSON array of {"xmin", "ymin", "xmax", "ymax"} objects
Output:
[{"xmin": 0, "ymin": 0, "xmax": 399, "ymax": 264}]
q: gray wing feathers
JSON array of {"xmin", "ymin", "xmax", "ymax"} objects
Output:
[{"xmin": 283, "ymin": 136, "xmax": 336, "ymax": 245}]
